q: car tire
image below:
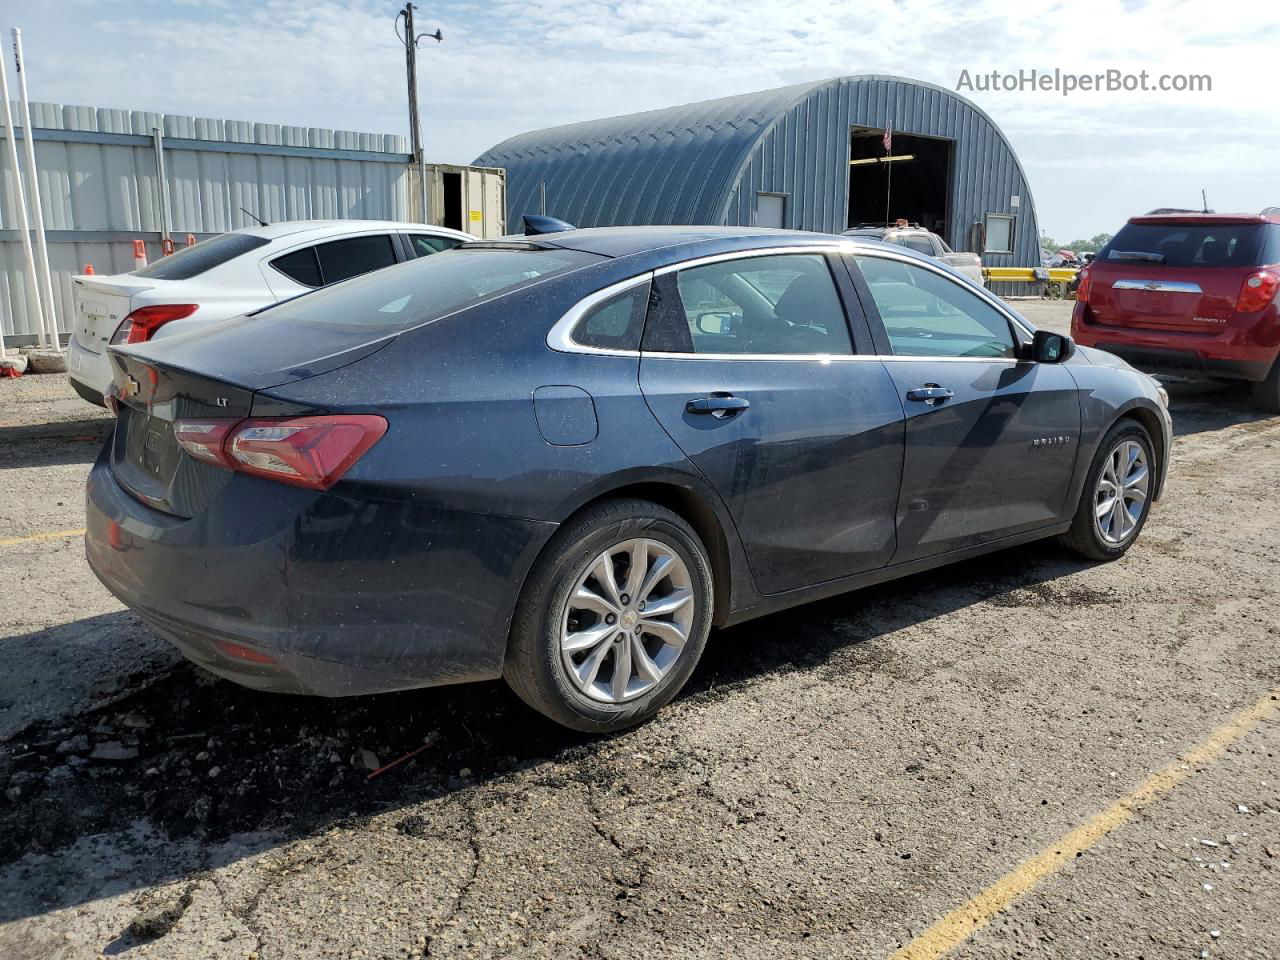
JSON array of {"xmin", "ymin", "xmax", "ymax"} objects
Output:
[
  {"xmin": 1250, "ymin": 357, "xmax": 1280, "ymax": 413},
  {"xmin": 503, "ymin": 498, "xmax": 714, "ymax": 732},
  {"xmin": 1058, "ymin": 419, "xmax": 1157, "ymax": 562}
]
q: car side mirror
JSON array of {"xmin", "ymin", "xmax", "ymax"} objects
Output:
[{"xmin": 1031, "ymin": 329, "xmax": 1075, "ymax": 364}]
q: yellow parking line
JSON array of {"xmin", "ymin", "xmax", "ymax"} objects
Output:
[
  {"xmin": 0, "ymin": 528, "xmax": 87, "ymax": 547},
  {"xmin": 889, "ymin": 690, "xmax": 1280, "ymax": 960}
]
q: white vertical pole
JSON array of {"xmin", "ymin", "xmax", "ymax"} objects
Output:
[
  {"xmin": 12, "ymin": 28, "xmax": 59, "ymax": 350},
  {"xmin": 0, "ymin": 42, "xmax": 46, "ymax": 348}
]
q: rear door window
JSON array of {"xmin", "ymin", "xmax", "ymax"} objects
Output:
[
  {"xmin": 315, "ymin": 235, "xmax": 398, "ymax": 284},
  {"xmin": 1103, "ymin": 223, "xmax": 1267, "ymax": 267},
  {"xmin": 642, "ymin": 254, "xmax": 853, "ymax": 356},
  {"xmin": 406, "ymin": 233, "xmax": 465, "ymax": 257},
  {"xmin": 133, "ymin": 233, "xmax": 270, "ymax": 280}
]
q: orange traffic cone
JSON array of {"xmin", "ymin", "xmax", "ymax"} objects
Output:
[
  {"xmin": 185, "ymin": 233, "xmax": 196, "ymax": 247},
  {"xmin": 84, "ymin": 263, "xmax": 94, "ymax": 275},
  {"xmin": 132, "ymin": 240, "xmax": 147, "ymax": 271}
]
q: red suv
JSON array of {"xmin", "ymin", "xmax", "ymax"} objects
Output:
[{"xmin": 1072, "ymin": 211, "xmax": 1280, "ymax": 411}]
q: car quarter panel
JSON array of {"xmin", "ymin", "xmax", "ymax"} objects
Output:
[{"xmin": 254, "ymin": 269, "xmax": 760, "ymax": 634}]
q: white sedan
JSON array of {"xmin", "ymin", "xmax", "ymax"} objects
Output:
[{"xmin": 68, "ymin": 219, "xmax": 474, "ymax": 406}]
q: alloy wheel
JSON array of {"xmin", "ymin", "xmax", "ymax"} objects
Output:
[
  {"xmin": 560, "ymin": 538, "xmax": 695, "ymax": 704},
  {"xmin": 1094, "ymin": 439, "xmax": 1150, "ymax": 545}
]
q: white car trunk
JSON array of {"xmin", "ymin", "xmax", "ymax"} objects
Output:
[{"xmin": 71, "ymin": 276, "xmax": 157, "ymax": 355}]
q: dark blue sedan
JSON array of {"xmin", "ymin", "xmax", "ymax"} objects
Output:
[{"xmin": 86, "ymin": 227, "xmax": 1172, "ymax": 731}]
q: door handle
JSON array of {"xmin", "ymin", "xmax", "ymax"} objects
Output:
[
  {"xmin": 905, "ymin": 385, "xmax": 954, "ymax": 405},
  {"xmin": 686, "ymin": 395, "xmax": 750, "ymax": 416}
]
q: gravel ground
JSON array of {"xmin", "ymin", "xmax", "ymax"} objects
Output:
[{"xmin": 1, "ymin": 302, "xmax": 1278, "ymax": 959}]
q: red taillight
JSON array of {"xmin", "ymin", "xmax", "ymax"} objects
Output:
[
  {"xmin": 111, "ymin": 304, "xmax": 198, "ymax": 344},
  {"xmin": 1237, "ymin": 270, "xmax": 1279, "ymax": 314},
  {"xmin": 172, "ymin": 415, "xmax": 388, "ymax": 490},
  {"xmin": 1076, "ymin": 266, "xmax": 1092, "ymax": 302}
]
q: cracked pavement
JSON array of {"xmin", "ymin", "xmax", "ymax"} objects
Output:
[{"xmin": 2, "ymin": 304, "xmax": 1279, "ymax": 959}]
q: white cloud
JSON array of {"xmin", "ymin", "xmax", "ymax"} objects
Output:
[{"xmin": 7, "ymin": 0, "xmax": 1276, "ymax": 238}]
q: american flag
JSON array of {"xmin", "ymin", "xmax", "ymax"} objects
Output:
[{"xmin": 882, "ymin": 121, "xmax": 893, "ymax": 153}]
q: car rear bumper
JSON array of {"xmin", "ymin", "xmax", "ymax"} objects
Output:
[
  {"xmin": 1079, "ymin": 342, "xmax": 1272, "ymax": 382},
  {"xmin": 85, "ymin": 446, "xmax": 555, "ymax": 697},
  {"xmin": 67, "ymin": 336, "xmax": 113, "ymax": 405},
  {"xmin": 1072, "ymin": 304, "xmax": 1277, "ymax": 382}
]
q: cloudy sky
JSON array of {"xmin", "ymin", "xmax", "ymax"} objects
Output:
[{"xmin": 2, "ymin": 0, "xmax": 1274, "ymax": 241}]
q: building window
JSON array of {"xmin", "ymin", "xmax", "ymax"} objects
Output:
[
  {"xmin": 984, "ymin": 214, "xmax": 1015, "ymax": 254},
  {"xmin": 756, "ymin": 193, "xmax": 788, "ymax": 229}
]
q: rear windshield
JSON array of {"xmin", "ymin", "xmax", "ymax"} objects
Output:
[
  {"xmin": 133, "ymin": 233, "xmax": 270, "ymax": 280},
  {"xmin": 1101, "ymin": 223, "xmax": 1272, "ymax": 268},
  {"xmin": 254, "ymin": 246, "xmax": 604, "ymax": 332}
]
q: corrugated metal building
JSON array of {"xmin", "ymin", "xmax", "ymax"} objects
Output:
[
  {"xmin": 476, "ymin": 75, "xmax": 1040, "ymax": 269},
  {"xmin": 1, "ymin": 102, "xmax": 411, "ymax": 343}
]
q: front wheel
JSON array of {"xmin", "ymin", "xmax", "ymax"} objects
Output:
[
  {"xmin": 504, "ymin": 499, "xmax": 713, "ymax": 732},
  {"xmin": 1058, "ymin": 420, "xmax": 1156, "ymax": 561}
]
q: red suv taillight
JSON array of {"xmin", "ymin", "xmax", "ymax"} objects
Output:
[
  {"xmin": 1237, "ymin": 270, "xmax": 1279, "ymax": 314},
  {"xmin": 1076, "ymin": 266, "xmax": 1092, "ymax": 302},
  {"xmin": 111, "ymin": 304, "xmax": 198, "ymax": 344},
  {"xmin": 173, "ymin": 415, "xmax": 388, "ymax": 490}
]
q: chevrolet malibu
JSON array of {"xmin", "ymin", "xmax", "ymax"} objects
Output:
[{"xmin": 86, "ymin": 227, "xmax": 1172, "ymax": 732}]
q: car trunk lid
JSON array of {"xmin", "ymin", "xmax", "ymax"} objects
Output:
[
  {"xmin": 108, "ymin": 352, "xmax": 258, "ymax": 518},
  {"xmin": 72, "ymin": 275, "xmax": 156, "ymax": 354},
  {"xmin": 1086, "ymin": 261, "xmax": 1243, "ymax": 332},
  {"xmin": 107, "ymin": 323, "xmax": 392, "ymax": 518}
]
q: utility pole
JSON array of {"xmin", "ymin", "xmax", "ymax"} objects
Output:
[
  {"xmin": 398, "ymin": 3, "xmax": 442, "ymax": 224},
  {"xmin": 12, "ymin": 28, "xmax": 58, "ymax": 350}
]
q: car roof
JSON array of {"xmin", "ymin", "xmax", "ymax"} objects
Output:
[
  {"xmin": 533, "ymin": 225, "xmax": 854, "ymax": 259},
  {"xmin": 1128, "ymin": 212, "xmax": 1280, "ymax": 227},
  {"xmin": 235, "ymin": 219, "xmax": 475, "ymax": 242}
]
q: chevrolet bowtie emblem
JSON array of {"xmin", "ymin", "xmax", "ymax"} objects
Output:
[{"xmin": 123, "ymin": 375, "xmax": 141, "ymax": 398}]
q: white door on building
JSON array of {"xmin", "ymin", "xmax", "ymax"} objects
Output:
[{"xmin": 756, "ymin": 193, "xmax": 787, "ymax": 229}]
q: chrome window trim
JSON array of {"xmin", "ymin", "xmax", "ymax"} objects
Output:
[
  {"xmin": 651, "ymin": 243, "xmax": 856, "ymax": 277},
  {"xmin": 639, "ymin": 351, "xmax": 1024, "ymax": 364},
  {"xmin": 545, "ymin": 242, "xmax": 1035, "ymax": 361},
  {"xmin": 547, "ymin": 246, "xmax": 854, "ymax": 357},
  {"xmin": 545, "ymin": 273, "xmax": 655, "ymax": 356},
  {"xmin": 1113, "ymin": 279, "xmax": 1203, "ymax": 294}
]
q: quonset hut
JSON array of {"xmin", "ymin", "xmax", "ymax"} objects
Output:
[{"xmin": 475, "ymin": 75, "xmax": 1040, "ymax": 268}]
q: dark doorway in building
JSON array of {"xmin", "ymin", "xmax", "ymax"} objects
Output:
[
  {"xmin": 847, "ymin": 128, "xmax": 953, "ymax": 236},
  {"xmin": 442, "ymin": 171, "xmax": 464, "ymax": 231}
]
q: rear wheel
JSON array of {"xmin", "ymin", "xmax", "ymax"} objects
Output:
[
  {"xmin": 504, "ymin": 499, "xmax": 713, "ymax": 732},
  {"xmin": 1250, "ymin": 357, "xmax": 1280, "ymax": 413},
  {"xmin": 1058, "ymin": 420, "xmax": 1156, "ymax": 561}
]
